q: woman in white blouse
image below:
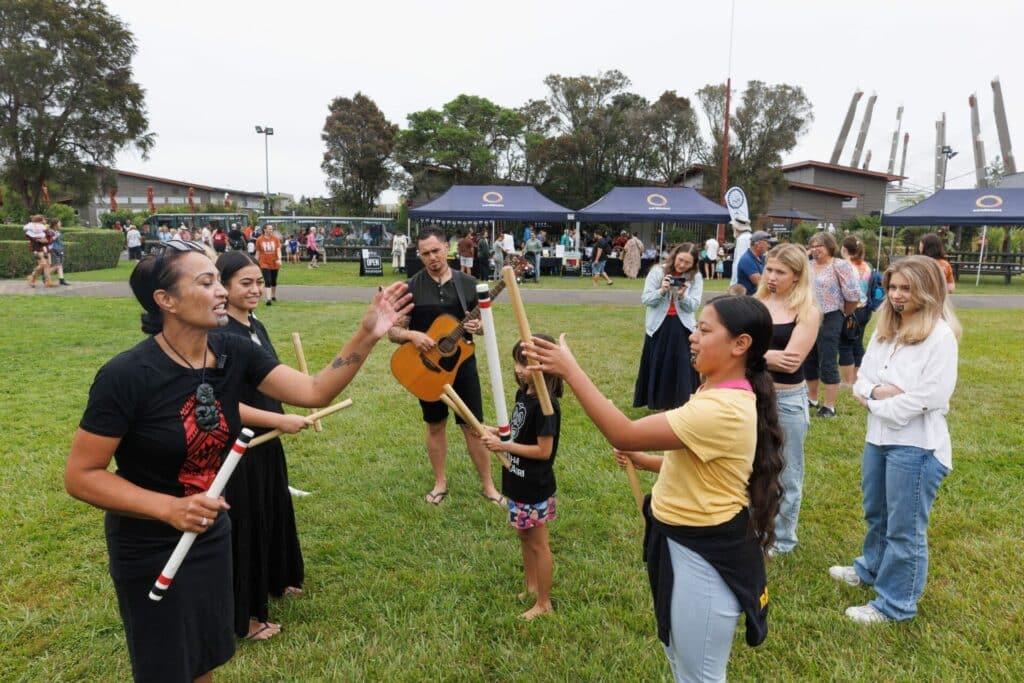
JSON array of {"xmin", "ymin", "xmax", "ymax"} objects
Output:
[{"xmin": 829, "ymin": 256, "xmax": 961, "ymax": 624}]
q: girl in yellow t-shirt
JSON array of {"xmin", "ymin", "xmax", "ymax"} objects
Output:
[{"xmin": 527, "ymin": 296, "xmax": 783, "ymax": 683}]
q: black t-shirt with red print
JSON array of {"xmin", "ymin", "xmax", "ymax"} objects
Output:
[{"xmin": 80, "ymin": 333, "xmax": 279, "ymax": 499}]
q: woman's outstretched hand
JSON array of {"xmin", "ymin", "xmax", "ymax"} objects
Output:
[
  {"xmin": 523, "ymin": 333, "xmax": 579, "ymax": 380},
  {"xmin": 362, "ymin": 282, "xmax": 414, "ymax": 339}
]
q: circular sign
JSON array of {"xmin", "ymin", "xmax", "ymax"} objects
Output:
[
  {"xmin": 646, "ymin": 193, "xmax": 668, "ymax": 207},
  {"xmin": 726, "ymin": 188, "xmax": 746, "ymax": 209},
  {"xmin": 482, "ymin": 191, "xmax": 504, "ymax": 204},
  {"xmin": 975, "ymin": 194, "xmax": 1003, "ymax": 208}
]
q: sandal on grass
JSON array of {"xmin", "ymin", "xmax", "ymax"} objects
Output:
[
  {"xmin": 425, "ymin": 490, "xmax": 448, "ymax": 505},
  {"xmin": 283, "ymin": 586, "xmax": 303, "ymax": 596},
  {"xmin": 481, "ymin": 492, "xmax": 507, "ymax": 507},
  {"xmin": 244, "ymin": 621, "xmax": 280, "ymax": 641}
]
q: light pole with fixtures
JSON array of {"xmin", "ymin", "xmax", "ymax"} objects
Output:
[
  {"xmin": 255, "ymin": 125, "xmax": 274, "ymax": 213},
  {"xmin": 940, "ymin": 145, "xmax": 958, "ymax": 189}
]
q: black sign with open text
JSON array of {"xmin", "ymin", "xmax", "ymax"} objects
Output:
[{"xmin": 360, "ymin": 249, "xmax": 383, "ymax": 276}]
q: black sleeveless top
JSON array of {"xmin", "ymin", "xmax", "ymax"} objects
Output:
[{"xmin": 770, "ymin": 321, "xmax": 804, "ymax": 384}]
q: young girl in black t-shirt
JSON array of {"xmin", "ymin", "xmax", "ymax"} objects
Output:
[{"xmin": 481, "ymin": 335, "xmax": 562, "ymax": 620}]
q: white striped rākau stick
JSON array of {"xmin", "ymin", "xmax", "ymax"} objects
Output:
[
  {"xmin": 441, "ymin": 385, "xmax": 511, "ymax": 470},
  {"xmin": 248, "ymin": 399, "xmax": 353, "ymax": 448},
  {"xmin": 149, "ymin": 428, "xmax": 254, "ymax": 601},
  {"xmin": 291, "ymin": 332, "xmax": 323, "ymax": 432},
  {"xmin": 501, "ymin": 265, "xmax": 553, "ymax": 416},
  {"xmin": 475, "ymin": 283, "xmax": 512, "ymax": 446}
]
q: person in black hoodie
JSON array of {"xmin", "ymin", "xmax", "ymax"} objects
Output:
[{"xmin": 526, "ymin": 295, "xmax": 783, "ymax": 683}]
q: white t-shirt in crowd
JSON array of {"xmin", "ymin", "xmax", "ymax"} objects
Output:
[
  {"xmin": 730, "ymin": 231, "xmax": 751, "ymax": 285},
  {"xmin": 126, "ymin": 228, "xmax": 142, "ymax": 248},
  {"xmin": 705, "ymin": 237, "xmax": 719, "ymax": 261}
]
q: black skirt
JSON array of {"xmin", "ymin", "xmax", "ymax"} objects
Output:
[
  {"xmin": 633, "ymin": 316, "xmax": 700, "ymax": 410},
  {"xmin": 224, "ymin": 436, "xmax": 304, "ymax": 637},
  {"xmin": 106, "ymin": 513, "xmax": 235, "ymax": 682}
]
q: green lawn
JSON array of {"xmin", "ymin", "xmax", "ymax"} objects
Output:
[
  {"xmin": 1, "ymin": 297, "xmax": 1022, "ymax": 681},
  {"xmin": 71, "ymin": 258, "xmax": 1024, "ymax": 296}
]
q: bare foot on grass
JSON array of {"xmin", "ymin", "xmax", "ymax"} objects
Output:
[
  {"xmin": 517, "ymin": 588, "xmax": 536, "ymax": 602},
  {"xmin": 519, "ymin": 603, "xmax": 554, "ymax": 621}
]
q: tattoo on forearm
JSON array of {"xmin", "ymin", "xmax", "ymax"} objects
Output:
[{"xmin": 331, "ymin": 352, "xmax": 363, "ymax": 369}]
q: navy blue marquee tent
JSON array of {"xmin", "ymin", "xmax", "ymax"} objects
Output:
[
  {"xmin": 576, "ymin": 187, "xmax": 730, "ymax": 223},
  {"xmin": 883, "ymin": 188, "xmax": 1024, "ymax": 226},
  {"xmin": 409, "ymin": 185, "xmax": 574, "ymax": 222}
]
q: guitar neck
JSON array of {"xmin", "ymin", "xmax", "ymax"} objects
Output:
[{"xmin": 442, "ymin": 280, "xmax": 508, "ymax": 344}]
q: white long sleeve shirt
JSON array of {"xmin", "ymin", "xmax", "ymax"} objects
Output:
[{"xmin": 853, "ymin": 319, "xmax": 958, "ymax": 469}]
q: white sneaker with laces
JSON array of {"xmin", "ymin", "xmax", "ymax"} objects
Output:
[
  {"xmin": 828, "ymin": 565, "xmax": 861, "ymax": 586},
  {"xmin": 845, "ymin": 603, "xmax": 891, "ymax": 624}
]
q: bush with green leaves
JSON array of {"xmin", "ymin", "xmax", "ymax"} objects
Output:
[{"xmin": 0, "ymin": 225, "xmax": 123, "ymax": 277}]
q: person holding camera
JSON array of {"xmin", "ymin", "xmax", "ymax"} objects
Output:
[{"xmin": 633, "ymin": 243, "xmax": 703, "ymax": 411}]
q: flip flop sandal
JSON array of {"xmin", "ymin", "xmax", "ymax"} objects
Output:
[
  {"xmin": 244, "ymin": 622, "xmax": 278, "ymax": 641},
  {"xmin": 481, "ymin": 492, "xmax": 508, "ymax": 507},
  {"xmin": 425, "ymin": 490, "xmax": 448, "ymax": 505}
]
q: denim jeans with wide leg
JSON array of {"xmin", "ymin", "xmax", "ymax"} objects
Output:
[
  {"xmin": 663, "ymin": 539, "xmax": 741, "ymax": 683},
  {"xmin": 774, "ymin": 384, "xmax": 809, "ymax": 553},
  {"xmin": 853, "ymin": 443, "xmax": 949, "ymax": 620}
]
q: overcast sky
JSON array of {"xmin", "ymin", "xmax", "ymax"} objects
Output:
[{"xmin": 106, "ymin": 0, "xmax": 1024, "ymax": 204}]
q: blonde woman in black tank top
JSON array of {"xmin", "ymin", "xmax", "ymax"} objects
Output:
[{"xmin": 755, "ymin": 243, "xmax": 820, "ymax": 555}]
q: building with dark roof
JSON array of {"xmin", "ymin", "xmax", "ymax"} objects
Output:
[{"xmin": 762, "ymin": 161, "xmax": 903, "ymax": 227}]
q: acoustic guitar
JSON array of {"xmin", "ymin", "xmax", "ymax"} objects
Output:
[{"xmin": 391, "ymin": 259, "xmax": 525, "ymax": 401}]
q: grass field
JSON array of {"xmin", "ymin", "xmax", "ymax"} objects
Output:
[
  {"xmin": 1, "ymin": 296, "xmax": 1022, "ymax": 681},
  {"xmin": 70, "ymin": 258, "xmax": 1024, "ymax": 296}
]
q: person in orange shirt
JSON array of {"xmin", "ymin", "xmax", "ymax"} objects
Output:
[
  {"xmin": 256, "ymin": 224, "xmax": 282, "ymax": 305},
  {"xmin": 918, "ymin": 233, "xmax": 955, "ymax": 293}
]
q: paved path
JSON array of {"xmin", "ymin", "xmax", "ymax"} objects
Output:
[{"xmin": 3, "ymin": 279, "xmax": 1023, "ymax": 309}]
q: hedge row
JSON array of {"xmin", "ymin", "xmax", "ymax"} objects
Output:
[{"xmin": 0, "ymin": 225, "xmax": 124, "ymax": 278}]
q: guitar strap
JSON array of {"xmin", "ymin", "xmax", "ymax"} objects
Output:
[{"xmin": 450, "ymin": 270, "xmax": 472, "ymax": 316}]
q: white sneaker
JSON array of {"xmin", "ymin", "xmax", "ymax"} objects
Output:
[
  {"xmin": 845, "ymin": 603, "xmax": 891, "ymax": 624},
  {"xmin": 288, "ymin": 486, "xmax": 312, "ymax": 497},
  {"xmin": 828, "ymin": 565, "xmax": 861, "ymax": 586}
]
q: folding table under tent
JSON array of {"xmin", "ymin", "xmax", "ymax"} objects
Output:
[{"xmin": 576, "ymin": 187, "xmax": 731, "ymax": 253}]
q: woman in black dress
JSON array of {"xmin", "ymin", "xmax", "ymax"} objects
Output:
[
  {"xmin": 216, "ymin": 251, "xmax": 305, "ymax": 640},
  {"xmin": 65, "ymin": 240, "xmax": 411, "ymax": 682}
]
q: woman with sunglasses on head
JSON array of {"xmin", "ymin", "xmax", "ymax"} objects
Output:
[
  {"xmin": 527, "ymin": 296, "xmax": 783, "ymax": 683},
  {"xmin": 64, "ymin": 240, "xmax": 411, "ymax": 682},
  {"xmin": 754, "ymin": 244, "xmax": 820, "ymax": 556},
  {"xmin": 214, "ymin": 252, "xmax": 306, "ymax": 641},
  {"xmin": 829, "ymin": 256, "xmax": 960, "ymax": 624}
]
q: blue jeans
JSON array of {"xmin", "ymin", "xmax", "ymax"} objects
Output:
[
  {"xmin": 774, "ymin": 385, "xmax": 809, "ymax": 552},
  {"xmin": 853, "ymin": 443, "xmax": 948, "ymax": 620},
  {"xmin": 663, "ymin": 540, "xmax": 740, "ymax": 683}
]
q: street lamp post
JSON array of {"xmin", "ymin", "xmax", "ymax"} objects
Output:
[
  {"xmin": 940, "ymin": 145, "xmax": 958, "ymax": 189},
  {"xmin": 255, "ymin": 125, "xmax": 274, "ymax": 213}
]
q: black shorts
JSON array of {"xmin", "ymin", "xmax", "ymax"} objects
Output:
[
  {"xmin": 418, "ymin": 356, "xmax": 483, "ymax": 424},
  {"xmin": 261, "ymin": 268, "xmax": 279, "ymax": 287}
]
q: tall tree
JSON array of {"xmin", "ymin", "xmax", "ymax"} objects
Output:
[
  {"xmin": 395, "ymin": 95, "xmax": 524, "ymax": 199},
  {"xmin": 647, "ymin": 90, "xmax": 702, "ymax": 184},
  {"xmin": 697, "ymin": 80, "xmax": 813, "ymax": 216},
  {"xmin": 321, "ymin": 91, "xmax": 398, "ymax": 214},
  {"xmin": 0, "ymin": 0, "xmax": 154, "ymax": 210}
]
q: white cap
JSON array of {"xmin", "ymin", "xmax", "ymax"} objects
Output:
[{"xmin": 730, "ymin": 217, "xmax": 751, "ymax": 231}]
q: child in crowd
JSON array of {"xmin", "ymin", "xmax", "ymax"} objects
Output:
[
  {"xmin": 287, "ymin": 234, "xmax": 300, "ymax": 264},
  {"xmin": 481, "ymin": 335, "xmax": 562, "ymax": 621}
]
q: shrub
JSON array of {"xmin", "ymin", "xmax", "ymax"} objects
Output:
[{"xmin": 0, "ymin": 225, "xmax": 123, "ymax": 277}]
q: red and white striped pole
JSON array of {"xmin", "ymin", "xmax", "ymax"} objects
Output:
[
  {"xmin": 149, "ymin": 428, "xmax": 254, "ymax": 602},
  {"xmin": 476, "ymin": 284, "xmax": 512, "ymax": 446}
]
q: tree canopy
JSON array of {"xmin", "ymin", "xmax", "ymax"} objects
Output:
[
  {"xmin": 0, "ymin": 0, "xmax": 154, "ymax": 212},
  {"xmin": 321, "ymin": 91, "xmax": 398, "ymax": 215}
]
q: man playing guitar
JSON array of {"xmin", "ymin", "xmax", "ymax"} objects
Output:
[{"xmin": 388, "ymin": 227, "xmax": 504, "ymax": 507}]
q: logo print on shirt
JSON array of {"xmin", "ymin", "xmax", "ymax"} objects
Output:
[
  {"xmin": 177, "ymin": 394, "xmax": 230, "ymax": 495},
  {"xmin": 510, "ymin": 401, "xmax": 527, "ymax": 441}
]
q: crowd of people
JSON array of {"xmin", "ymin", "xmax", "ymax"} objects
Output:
[{"xmin": 58, "ymin": 217, "xmax": 963, "ymax": 681}]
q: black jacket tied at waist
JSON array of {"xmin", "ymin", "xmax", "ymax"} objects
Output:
[{"xmin": 642, "ymin": 494, "xmax": 769, "ymax": 647}]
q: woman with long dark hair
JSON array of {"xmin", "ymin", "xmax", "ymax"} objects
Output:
[
  {"xmin": 633, "ymin": 243, "xmax": 702, "ymax": 411},
  {"xmin": 215, "ymin": 251, "xmax": 306, "ymax": 641},
  {"xmin": 64, "ymin": 241, "xmax": 411, "ymax": 681},
  {"xmin": 918, "ymin": 232, "xmax": 955, "ymax": 293},
  {"xmin": 830, "ymin": 256, "xmax": 960, "ymax": 624},
  {"xmin": 527, "ymin": 295, "xmax": 784, "ymax": 682},
  {"xmin": 838, "ymin": 235, "xmax": 874, "ymax": 387}
]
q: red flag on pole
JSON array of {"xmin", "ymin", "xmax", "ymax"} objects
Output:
[
  {"xmin": 110, "ymin": 188, "xmax": 118, "ymax": 211},
  {"xmin": 187, "ymin": 187, "xmax": 195, "ymax": 212},
  {"xmin": 147, "ymin": 186, "xmax": 156, "ymax": 213},
  {"xmin": 41, "ymin": 181, "xmax": 50, "ymax": 204}
]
